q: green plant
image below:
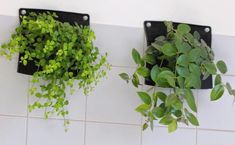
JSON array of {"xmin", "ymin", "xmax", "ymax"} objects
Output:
[
  {"xmin": 120, "ymin": 21, "xmax": 235, "ymax": 132},
  {"xmin": 0, "ymin": 12, "xmax": 110, "ymax": 128}
]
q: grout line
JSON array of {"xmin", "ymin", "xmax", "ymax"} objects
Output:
[
  {"xmin": 155, "ymin": 124, "xmax": 196, "ymax": 130},
  {"xmin": 220, "ymin": 74, "xmax": 235, "ymax": 77},
  {"xmin": 27, "ymin": 116, "xmax": 84, "ymax": 123},
  {"xmin": 0, "ymin": 114, "xmax": 26, "ymax": 118},
  {"xmin": 111, "ymin": 65, "xmax": 137, "ymax": 69},
  {"xmin": 196, "ymin": 126, "xmax": 198, "ymax": 145},
  {"xmin": 196, "ymin": 127, "xmax": 198, "ymax": 145},
  {"xmin": 140, "ymin": 117, "xmax": 143, "ymax": 145},
  {"xmin": 85, "ymin": 120, "xmax": 141, "ymax": 127},
  {"xmin": 2, "ymin": 112, "xmax": 235, "ymax": 133},
  {"xmin": 83, "ymin": 94, "xmax": 88, "ymax": 145},
  {"xmin": 154, "ymin": 125, "xmax": 196, "ymax": 131},
  {"xmin": 197, "ymin": 127, "xmax": 235, "ymax": 133},
  {"xmin": 25, "ymin": 77, "xmax": 30, "ymax": 145},
  {"xmin": 196, "ymin": 90, "xmax": 199, "ymax": 145}
]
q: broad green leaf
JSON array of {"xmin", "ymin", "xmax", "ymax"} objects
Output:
[
  {"xmin": 200, "ymin": 47, "xmax": 208, "ymax": 59},
  {"xmin": 184, "ymin": 109, "xmax": 199, "ymax": 126},
  {"xmin": 214, "ymin": 74, "xmax": 222, "ymax": 86},
  {"xmin": 119, "ymin": 73, "xmax": 129, "ymax": 83},
  {"xmin": 216, "ymin": 60, "xmax": 227, "ymax": 74},
  {"xmin": 23, "ymin": 60, "xmax": 27, "ymax": 65},
  {"xmin": 146, "ymin": 45, "xmax": 156, "ymax": 54},
  {"xmin": 204, "ymin": 62, "xmax": 217, "ymax": 75},
  {"xmin": 154, "ymin": 91, "xmax": 167, "ymax": 102},
  {"xmin": 189, "ymin": 48, "xmax": 201, "ymax": 62},
  {"xmin": 185, "ymin": 73, "xmax": 201, "ymax": 89},
  {"xmin": 175, "ymin": 40, "xmax": 191, "ymax": 54},
  {"xmin": 157, "ymin": 70, "xmax": 176, "ymax": 87},
  {"xmin": 151, "ymin": 42, "xmax": 161, "ymax": 51},
  {"xmin": 161, "ymin": 43, "xmax": 177, "ymax": 56},
  {"xmin": 185, "ymin": 33, "xmax": 195, "ymax": 45},
  {"xmin": 210, "ymin": 84, "xmax": 224, "ymax": 101},
  {"xmin": 143, "ymin": 54, "xmax": 156, "ymax": 65},
  {"xmin": 168, "ymin": 120, "xmax": 177, "ymax": 133},
  {"xmin": 165, "ymin": 94, "xmax": 177, "ymax": 107},
  {"xmin": 132, "ymin": 48, "xmax": 141, "ymax": 64},
  {"xmin": 189, "ymin": 63, "xmax": 201, "ymax": 76},
  {"xmin": 137, "ymin": 67, "xmax": 150, "ymax": 77},
  {"xmin": 175, "ymin": 88, "xmax": 184, "ymax": 96},
  {"xmin": 152, "ymin": 107, "xmax": 165, "ymax": 118},
  {"xmin": 135, "ymin": 104, "xmax": 151, "ymax": 113},
  {"xmin": 172, "ymin": 99, "xmax": 183, "ymax": 110},
  {"xmin": 150, "ymin": 65, "xmax": 160, "ymax": 83},
  {"xmin": 177, "ymin": 24, "xmax": 191, "ymax": 35},
  {"xmin": 132, "ymin": 73, "xmax": 139, "ymax": 88},
  {"xmin": 173, "ymin": 110, "xmax": 182, "ymax": 117},
  {"xmin": 159, "ymin": 115, "xmax": 173, "ymax": 125},
  {"xmin": 177, "ymin": 76, "xmax": 185, "ymax": 88},
  {"xmin": 176, "ymin": 66, "xmax": 190, "ymax": 77},
  {"xmin": 137, "ymin": 92, "xmax": 152, "ymax": 105},
  {"xmin": 177, "ymin": 54, "xmax": 189, "ymax": 67},
  {"xmin": 193, "ymin": 31, "xmax": 200, "ymax": 40},
  {"xmin": 184, "ymin": 89, "xmax": 197, "ymax": 112}
]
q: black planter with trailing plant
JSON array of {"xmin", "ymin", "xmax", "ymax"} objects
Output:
[
  {"xmin": 120, "ymin": 21, "xmax": 235, "ymax": 132},
  {"xmin": 0, "ymin": 8, "xmax": 110, "ymax": 128}
]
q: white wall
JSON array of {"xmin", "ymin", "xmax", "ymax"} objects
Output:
[
  {"xmin": 1, "ymin": 1, "xmax": 235, "ymax": 145},
  {"xmin": 0, "ymin": 0, "xmax": 235, "ymax": 36}
]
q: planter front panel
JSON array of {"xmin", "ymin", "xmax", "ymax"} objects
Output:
[
  {"xmin": 144, "ymin": 21, "xmax": 212, "ymax": 89},
  {"xmin": 17, "ymin": 8, "xmax": 90, "ymax": 75}
]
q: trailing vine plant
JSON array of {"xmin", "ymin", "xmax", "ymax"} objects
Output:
[
  {"xmin": 119, "ymin": 21, "xmax": 235, "ymax": 132},
  {"xmin": 0, "ymin": 12, "xmax": 110, "ymax": 128}
]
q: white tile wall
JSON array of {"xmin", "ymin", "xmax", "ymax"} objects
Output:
[
  {"xmin": 86, "ymin": 67, "xmax": 142, "ymax": 124},
  {"xmin": 86, "ymin": 122, "xmax": 141, "ymax": 145},
  {"xmin": 92, "ymin": 23, "xmax": 144, "ymax": 67},
  {"xmin": 0, "ymin": 116, "xmax": 27, "ymax": 145},
  {"xmin": 142, "ymin": 127, "xmax": 196, "ymax": 145},
  {"xmin": 0, "ymin": 15, "xmax": 19, "ymax": 44},
  {"xmin": 197, "ymin": 130, "xmax": 235, "ymax": 145},
  {"xmin": 197, "ymin": 76, "xmax": 235, "ymax": 131},
  {"xmin": 1, "ymin": 15, "xmax": 235, "ymax": 145},
  {"xmin": 0, "ymin": 57, "xmax": 29, "ymax": 116},
  {"xmin": 27, "ymin": 118, "xmax": 85, "ymax": 145},
  {"xmin": 213, "ymin": 35, "xmax": 235, "ymax": 75}
]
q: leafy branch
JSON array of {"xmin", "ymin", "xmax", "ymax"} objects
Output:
[
  {"xmin": 120, "ymin": 21, "xmax": 235, "ymax": 132},
  {"xmin": 0, "ymin": 12, "xmax": 110, "ymax": 129}
]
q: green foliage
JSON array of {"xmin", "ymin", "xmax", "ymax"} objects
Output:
[
  {"xmin": 210, "ymin": 84, "xmax": 224, "ymax": 101},
  {"xmin": 137, "ymin": 92, "xmax": 152, "ymax": 105},
  {"xmin": 119, "ymin": 22, "xmax": 235, "ymax": 133},
  {"xmin": 216, "ymin": 60, "xmax": 227, "ymax": 74},
  {"xmin": 132, "ymin": 48, "xmax": 141, "ymax": 64},
  {"xmin": 119, "ymin": 73, "xmax": 130, "ymax": 83},
  {"xmin": 0, "ymin": 12, "xmax": 110, "ymax": 128}
]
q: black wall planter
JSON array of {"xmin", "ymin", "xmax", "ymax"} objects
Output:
[
  {"xmin": 17, "ymin": 8, "xmax": 90, "ymax": 75},
  {"xmin": 144, "ymin": 21, "xmax": 212, "ymax": 89}
]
